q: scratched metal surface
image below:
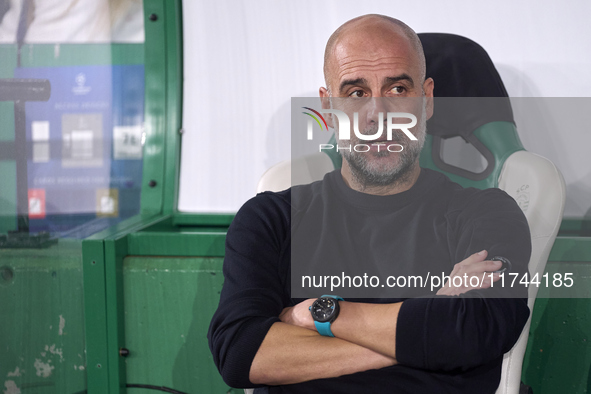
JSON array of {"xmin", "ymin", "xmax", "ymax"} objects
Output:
[
  {"xmin": 0, "ymin": 238, "xmax": 86, "ymax": 394},
  {"xmin": 122, "ymin": 256, "xmax": 238, "ymax": 394}
]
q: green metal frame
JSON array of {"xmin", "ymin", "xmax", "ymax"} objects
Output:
[
  {"xmin": 83, "ymin": 214, "xmax": 166, "ymax": 393},
  {"xmin": 81, "ymin": 1, "xmax": 185, "ymax": 393},
  {"xmin": 140, "ymin": 0, "xmax": 183, "ymax": 215}
]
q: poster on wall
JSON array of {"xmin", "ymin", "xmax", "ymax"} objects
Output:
[{"xmin": 14, "ymin": 64, "xmax": 144, "ymax": 236}]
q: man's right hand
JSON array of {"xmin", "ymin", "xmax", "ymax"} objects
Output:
[
  {"xmin": 249, "ymin": 322, "xmax": 396, "ymax": 385},
  {"xmin": 278, "ymin": 298, "xmax": 316, "ymax": 331},
  {"xmin": 436, "ymin": 250, "xmax": 502, "ymax": 296}
]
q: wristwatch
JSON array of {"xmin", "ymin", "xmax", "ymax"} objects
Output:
[{"xmin": 309, "ymin": 295, "xmax": 344, "ymax": 337}]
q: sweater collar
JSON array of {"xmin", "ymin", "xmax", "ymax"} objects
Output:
[{"xmin": 326, "ymin": 167, "xmax": 442, "ymax": 210}]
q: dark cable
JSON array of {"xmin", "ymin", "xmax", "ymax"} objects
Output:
[
  {"xmin": 68, "ymin": 383, "xmax": 189, "ymax": 394},
  {"xmin": 126, "ymin": 383, "xmax": 189, "ymax": 394}
]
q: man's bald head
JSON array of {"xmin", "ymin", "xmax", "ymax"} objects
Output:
[{"xmin": 323, "ymin": 14, "xmax": 426, "ymax": 94}]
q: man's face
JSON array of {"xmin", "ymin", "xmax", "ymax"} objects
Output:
[
  {"xmin": 335, "ymin": 99, "xmax": 428, "ymax": 187},
  {"xmin": 320, "ymin": 22, "xmax": 434, "ymax": 187}
]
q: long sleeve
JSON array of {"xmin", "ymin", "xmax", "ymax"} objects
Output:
[
  {"xmin": 396, "ymin": 188, "xmax": 531, "ymax": 371},
  {"xmin": 207, "ymin": 191, "xmax": 291, "ymax": 388}
]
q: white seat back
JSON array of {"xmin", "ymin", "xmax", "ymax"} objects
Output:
[{"xmin": 495, "ymin": 150, "xmax": 565, "ymax": 394}]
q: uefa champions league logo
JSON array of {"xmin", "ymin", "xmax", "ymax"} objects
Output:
[{"xmin": 72, "ymin": 72, "xmax": 91, "ymax": 95}]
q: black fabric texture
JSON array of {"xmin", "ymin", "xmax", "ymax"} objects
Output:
[
  {"xmin": 208, "ymin": 168, "xmax": 531, "ymax": 393},
  {"xmin": 418, "ymin": 33, "xmax": 515, "ymax": 139}
]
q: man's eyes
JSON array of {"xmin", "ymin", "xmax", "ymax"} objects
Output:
[
  {"xmin": 347, "ymin": 86, "xmax": 406, "ymax": 97},
  {"xmin": 348, "ymin": 90, "xmax": 366, "ymax": 98},
  {"xmin": 389, "ymin": 86, "xmax": 406, "ymax": 95}
]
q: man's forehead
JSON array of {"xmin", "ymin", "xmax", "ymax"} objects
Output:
[
  {"xmin": 333, "ymin": 44, "xmax": 416, "ymax": 69},
  {"xmin": 329, "ymin": 30, "xmax": 419, "ymax": 88}
]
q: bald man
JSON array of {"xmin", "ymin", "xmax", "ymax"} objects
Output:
[{"xmin": 208, "ymin": 15, "xmax": 530, "ymax": 393}]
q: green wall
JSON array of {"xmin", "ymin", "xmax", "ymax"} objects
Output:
[
  {"xmin": 523, "ymin": 262, "xmax": 591, "ymax": 393},
  {"xmin": 3, "ymin": 232, "xmax": 591, "ymax": 393},
  {"xmin": 122, "ymin": 256, "xmax": 236, "ymax": 393},
  {"xmin": 0, "ymin": 249, "xmax": 234, "ymax": 393},
  {"xmin": 0, "ymin": 240, "xmax": 86, "ymax": 394}
]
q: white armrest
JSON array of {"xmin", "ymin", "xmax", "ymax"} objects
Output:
[{"xmin": 256, "ymin": 153, "xmax": 335, "ymax": 193}]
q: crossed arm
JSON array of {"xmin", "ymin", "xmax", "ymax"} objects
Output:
[
  {"xmin": 208, "ymin": 191, "xmax": 531, "ymax": 388},
  {"xmin": 249, "ymin": 322, "xmax": 395, "ymax": 385},
  {"xmin": 249, "ymin": 250, "xmax": 504, "ymax": 385}
]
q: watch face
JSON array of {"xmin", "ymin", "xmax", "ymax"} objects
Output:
[{"xmin": 311, "ymin": 297, "xmax": 339, "ymax": 323}]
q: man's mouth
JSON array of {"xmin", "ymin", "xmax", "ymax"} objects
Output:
[{"xmin": 370, "ymin": 139, "xmax": 403, "ymax": 144}]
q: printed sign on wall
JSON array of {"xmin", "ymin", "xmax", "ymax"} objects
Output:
[{"xmin": 14, "ymin": 65, "xmax": 144, "ymax": 235}]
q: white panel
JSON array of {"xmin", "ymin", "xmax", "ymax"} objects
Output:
[
  {"xmin": 179, "ymin": 0, "xmax": 591, "ymax": 215},
  {"xmin": 0, "ymin": 0, "xmax": 145, "ymax": 43}
]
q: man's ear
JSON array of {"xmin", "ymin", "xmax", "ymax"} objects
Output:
[
  {"xmin": 319, "ymin": 86, "xmax": 335, "ymax": 128},
  {"xmin": 423, "ymin": 77, "xmax": 434, "ymax": 120}
]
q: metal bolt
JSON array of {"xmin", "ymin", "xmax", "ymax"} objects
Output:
[
  {"xmin": 0, "ymin": 266, "xmax": 14, "ymax": 283},
  {"xmin": 149, "ymin": 13, "xmax": 158, "ymax": 21},
  {"xmin": 91, "ymin": 261, "xmax": 96, "ymax": 265},
  {"xmin": 149, "ymin": 180, "xmax": 157, "ymax": 188},
  {"xmin": 119, "ymin": 348, "xmax": 130, "ymax": 357},
  {"xmin": 96, "ymin": 364, "xmax": 102, "ymax": 369}
]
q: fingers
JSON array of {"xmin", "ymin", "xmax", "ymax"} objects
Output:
[
  {"xmin": 456, "ymin": 258, "xmax": 502, "ymax": 276},
  {"xmin": 472, "ymin": 249, "xmax": 488, "ymax": 261},
  {"xmin": 483, "ymin": 260, "xmax": 504, "ymax": 273},
  {"xmin": 462, "ymin": 259, "xmax": 502, "ymax": 274},
  {"xmin": 438, "ymin": 250, "xmax": 506, "ymax": 296},
  {"xmin": 456, "ymin": 250, "xmax": 488, "ymax": 269},
  {"xmin": 448, "ymin": 250, "xmax": 488, "ymax": 277}
]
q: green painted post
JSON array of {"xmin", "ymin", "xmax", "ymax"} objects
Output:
[
  {"xmin": 104, "ymin": 237, "xmax": 130, "ymax": 393},
  {"xmin": 162, "ymin": 0, "xmax": 184, "ymax": 215},
  {"xmin": 83, "ymin": 214, "xmax": 169, "ymax": 394},
  {"xmin": 82, "ymin": 240, "xmax": 111, "ymax": 393},
  {"xmin": 141, "ymin": 0, "xmax": 169, "ymax": 215},
  {"xmin": 139, "ymin": 0, "xmax": 183, "ymax": 215},
  {"xmin": 82, "ymin": 0, "xmax": 184, "ymax": 391}
]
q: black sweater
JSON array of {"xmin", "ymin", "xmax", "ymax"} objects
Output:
[{"xmin": 208, "ymin": 168, "xmax": 531, "ymax": 393}]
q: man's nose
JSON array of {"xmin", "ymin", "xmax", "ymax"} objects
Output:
[{"xmin": 365, "ymin": 98, "xmax": 388, "ymax": 125}]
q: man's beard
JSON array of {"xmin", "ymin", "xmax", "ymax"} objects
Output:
[{"xmin": 338, "ymin": 106, "xmax": 427, "ymax": 189}]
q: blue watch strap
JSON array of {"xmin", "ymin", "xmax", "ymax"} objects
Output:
[
  {"xmin": 321, "ymin": 294, "xmax": 344, "ymax": 301},
  {"xmin": 314, "ymin": 321, "xmax": 335, "ymax": 337},
  {"xmin": 312, "ymin": 295, "xmax": 344, "ymax": 337}
]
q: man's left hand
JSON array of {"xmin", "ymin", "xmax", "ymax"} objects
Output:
[
  {"xmin": 436, "ymin": 250, "xmax": 502, "ymax": 296},
  {"xmin": 279, "ymin": 298, "xmax": 317, "ymax": 331}
]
